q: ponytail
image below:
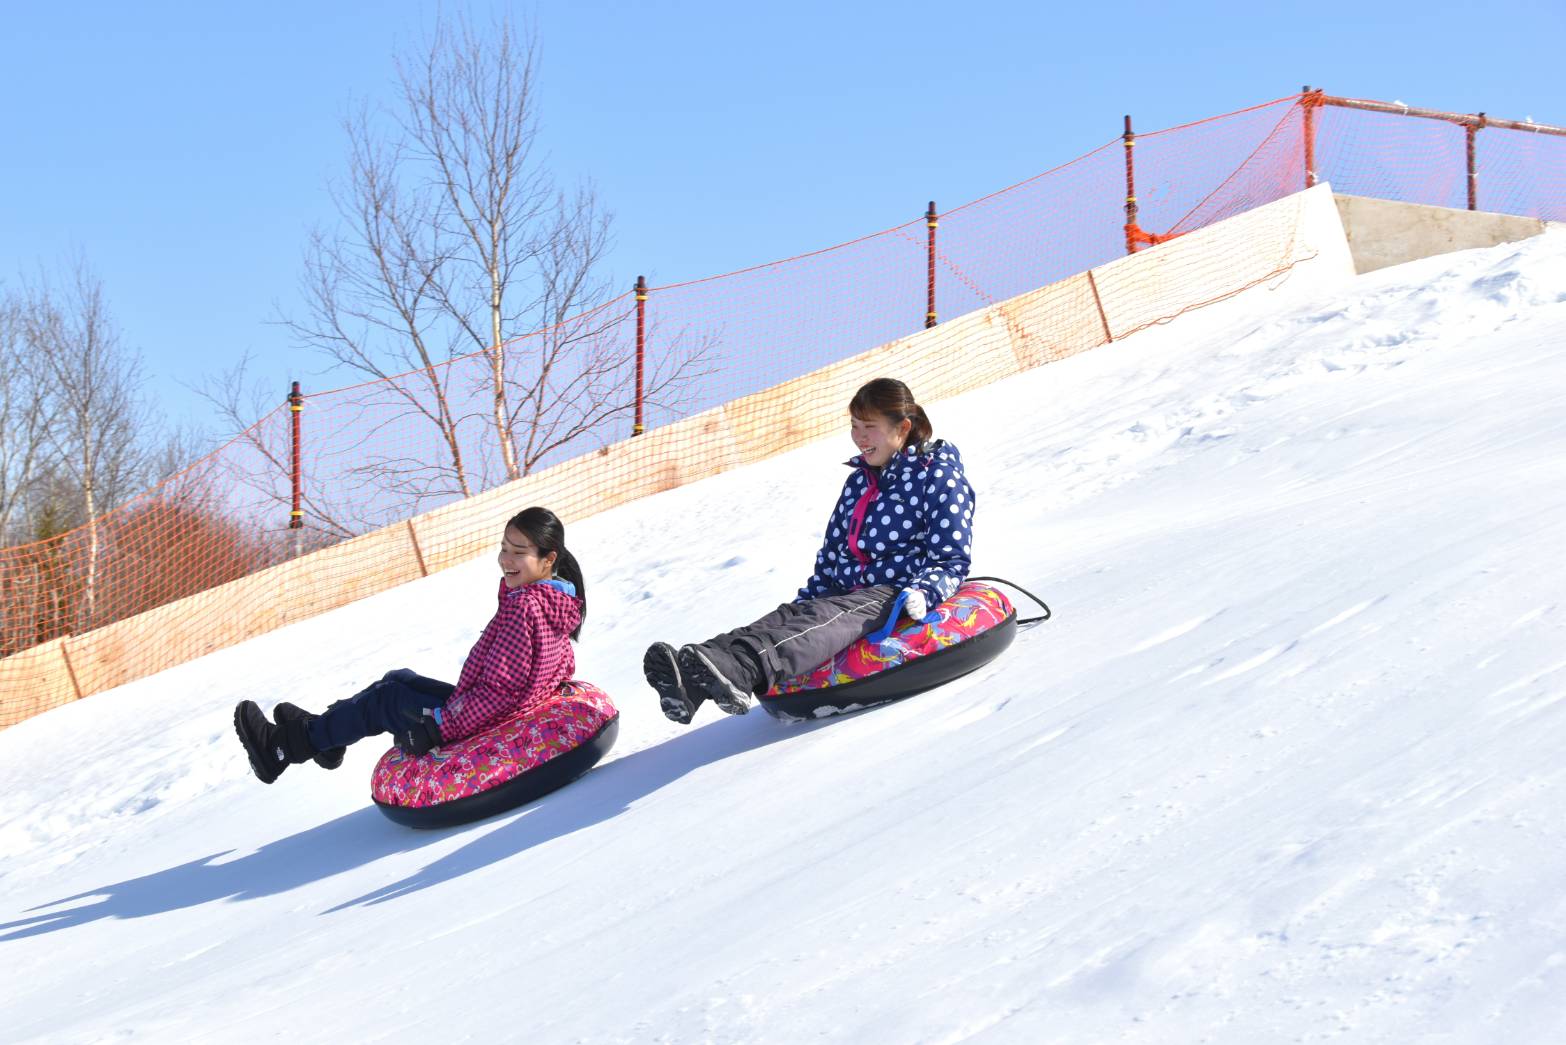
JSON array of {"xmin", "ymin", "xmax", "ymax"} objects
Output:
[
  {"xmin": 905, "ymin": 404, "xmax": 933, "ymax": 449},
  {"xmin": 506, "ymin": 506, "xmax": 587, "ymax": 640},
  {"xmin": 552, "ymin": 547, "xmax": 587, "ymax": 640}
]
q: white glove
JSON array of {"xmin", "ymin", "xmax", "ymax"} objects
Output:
[{"xmin": 902, "ymin": 588, "xmax": 928, "ymax": 621}]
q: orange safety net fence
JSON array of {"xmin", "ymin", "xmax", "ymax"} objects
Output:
[
  {"xmin": 1312, "ymin": 97, "xmax": 1566, "ymax": 218},
  {"xmin": 3, "ymin": 92, "xmax": 1561, "ymax": 727}
]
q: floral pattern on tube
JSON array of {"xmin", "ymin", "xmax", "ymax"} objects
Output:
[
  {"xmin": 767, "ymin": 582, "xmax": 1013, "ymax": 696},
  {"xmin": 371, "ymin": 680, "xmax": 617, "ymax": 810}
]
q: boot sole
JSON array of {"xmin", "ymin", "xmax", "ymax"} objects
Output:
[
  {"xmin": 233, "ymin": 702, "xmax": 282, "ymax": 784},
  {"xmin": 643, "ymin": 643, "xmax": 696, "ymax": 724},
  {"xmin": 679, "ymin": 647, "xmax": 755, "ymax": 716}
]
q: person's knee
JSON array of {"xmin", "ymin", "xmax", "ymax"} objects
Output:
[
  {"xmin": 386, "ymin": 700, "xmax": 428, "ymax": 730},
  {"xmin": 382, "ymin": 668, "xmax": 452, "ymax": 698}
]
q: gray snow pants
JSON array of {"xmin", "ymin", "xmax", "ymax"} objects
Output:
[{"xmin": 694, "ymin": 585, "xmax": 899, "ymax": 694}]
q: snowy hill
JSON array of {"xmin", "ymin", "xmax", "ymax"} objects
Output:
[{"xmin": 3, "ymin": 229, "xmax": 1565, "ymax": 1043}]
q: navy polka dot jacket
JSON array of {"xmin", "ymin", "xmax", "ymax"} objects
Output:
[{"xmin": 796, "ymin": 439, "xmax": 975, "ymax": 606}]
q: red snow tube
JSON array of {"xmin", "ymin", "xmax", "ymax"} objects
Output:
[
  {"xmin": 758, "ymin": 581, "xmax": 1019, "ymax": 721},
  {"xmin": 371, "ymin": 680, "xmax": 618, "ymax": 829}
]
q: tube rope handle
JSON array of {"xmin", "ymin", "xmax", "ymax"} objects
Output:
[{"xmin": 967, "ymin": 575, "xmax": 1052, "ymax": 625}]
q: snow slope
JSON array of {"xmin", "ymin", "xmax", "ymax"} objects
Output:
[{"xmin": 3, "ymin": 230, "xmax": 1565, "ymax": 1043}]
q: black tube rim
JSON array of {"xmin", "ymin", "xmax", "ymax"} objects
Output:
[
  {"xmin": 373, "ymin": 714, "xmax": 619, "ymax": 829},
  {"xmin": 759, "ymin": 610, "xmax": 1017, "ymax": 721}
]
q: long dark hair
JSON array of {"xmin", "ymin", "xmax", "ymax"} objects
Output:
[
  {"xmin": 506, "ymin": 506, "xmax": 586, "ymax": 639},
  {"xmin": 849, "ymin": 377, "xmax": 933, "ymax": 451}
]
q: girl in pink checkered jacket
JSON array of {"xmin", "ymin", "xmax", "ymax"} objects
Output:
[{"xmin": 234, "ymin": 507, "xmax": 586, "ymax": 784}]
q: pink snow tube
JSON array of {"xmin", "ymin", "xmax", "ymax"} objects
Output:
[
  {"xmin": 759, "ymin": 581, "xmax": 1018, "ymax": 721},
  {"xmin": 371, "ymin": 680, "xmax": 619, "ymax": 828}
]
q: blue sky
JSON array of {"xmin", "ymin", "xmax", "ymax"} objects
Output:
[{"xmin": 4, "ymin": 0, "xmax": 1563, "ymax": 432}]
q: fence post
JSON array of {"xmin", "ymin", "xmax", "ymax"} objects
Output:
[
  {"xmin": 1467, "ymin": 113, "xmax": 1485, "ymax": 211},
  {"xmin": 1302, "ymin": 85, "xmax": 1319, "ymax": 189},
  {"xmin": 634, "ymin": 276, "xmax": 647, "ymax": 436},
  {"xmin": 288, "ymin": 381, "xmax": 304, "ymax": 558},
  {"xmin": 60, "ymin": 638, "xmax": 85, "ymax": 701},
  {"xmin": 925, "ymin": 201, "xmax": 939, "ymax": 328},
  {"xmin": 1123, "ymin": 115, "xmax": 1138, "ymax": 255},
  {"xmin": 1087, "ymin": 269, "xmax": 1114, "ymax": 345}
]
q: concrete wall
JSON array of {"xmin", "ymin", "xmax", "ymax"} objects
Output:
[
  {"xmin": 1097, "ymin": 183, "xmax": 1355, "ymax": 338},
  {"xmin": 0, "ymin": 184, "xmax": 1355, "ymax": 728},
  {"xmin": 1333, "ymin": 194, "xmax": 1548, "ymax": 274}
]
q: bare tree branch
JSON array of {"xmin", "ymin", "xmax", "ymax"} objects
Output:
[
  {"xmin": 274, "ymin": 12, "xmax": 715, "ymax": 527},
  {"xmin": 20, "ymin": 258, "xmax": 151, "ymax": 630},
  {"xmin": 398, "ymin": 13, "xmax": 556, "ymax": 481},
  {"xmin": 0, "ymin": 294, "xmax": 57, "ymax": 541}
]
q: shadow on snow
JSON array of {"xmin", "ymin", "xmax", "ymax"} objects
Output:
[
  {"xmin": 326, "ymin": 709, "xmax": 823, "ymax": 909},
  {"xmin": 0, "ymin": 711, "xmax": 822, "ymax": 941}
]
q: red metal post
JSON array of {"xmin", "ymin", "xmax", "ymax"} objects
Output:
[
  {"xmin": 1302, "ymin": 85, "xmax": 1319, "ymax": 189},
  {"xmin": 287, "ymin": 381, "xmax": 303, "ymax": 556},
  {"xmin": 633, "ymin": 276, "xmax": 647, "ymax": 436},
  {"xmin": 1467, "ymin": 113, "xmax": 1485, "ymax": 211},
  {"xmin": 925, "ymin": 201, "xmax": 938, "ymax": 329},
  {"xmin": 1123, "ymin": 115, "xmax": 1138, "ymax": 255}
]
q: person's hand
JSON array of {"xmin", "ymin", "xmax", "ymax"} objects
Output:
[
  {"xmin": 395, "ymin": 712, "xmax": 443, "ymax": 757},
  {"xmin": 903, "ymin": 588, "xmax": 929, "ymax": 621}
]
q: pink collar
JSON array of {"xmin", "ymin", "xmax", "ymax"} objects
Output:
[{"xmin": 845, "ymin": 466, "xmax": 879, "ymax": 566}]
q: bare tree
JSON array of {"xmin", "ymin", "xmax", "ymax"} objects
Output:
[
  {"xmin": 286, "ymin": 11, "xmax": 711, "ymax": 515},
  {"xmin": 4, "ymin": 265, "xmax": 254, "ymax": 651},
  {"xmin": 145, "ymin": 422, "xmax": 214, "ymax": 488},
  {"xmin": 0, "ymin": 294, "xmax": 56, "ymax": 542},
  {"xmin": 504, "ymin": 205, "xmax": 718, "ymax": 474},
  {"xmin": 22, "ymin": 260, "xmax": 151, "ymax": 630},
  {"xmin": 0, "ymin": 470, "xmax": 80, "ymax": 656},
  {"xmin": 399, "ymin": 15, "xmax": 556, "ymax": 482},
  {"xmin": 291, "ymin": 106, "xmax": 477, "ymax": 506}
]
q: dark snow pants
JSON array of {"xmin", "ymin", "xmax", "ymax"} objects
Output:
[
  {"xmin": 306, "ymin": 668, "xmax": 455, "ymax": 752},
  {"xmin": 694, "ymin": 585, "xmax": 899, "ymax": 694}
]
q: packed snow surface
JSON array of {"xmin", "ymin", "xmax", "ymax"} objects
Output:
[{"xmin": 4, "ymin": 231, "xmax": 1566, "ymax": 1043}]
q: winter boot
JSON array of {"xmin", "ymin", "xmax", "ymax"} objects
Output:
[
  {"xmin": 644, "ymin": 642, "xmax": 700, "ymax": 724},
  {"xmin": 233, "ymin": 700, "xmax": 318, "ymax": 784},
  {"xmin": 677, "ymin": 645, "xmax": 756, "ymax": 716},
  {"xmin": 273, "ymin": 702, "xmax": 345, "ymax": 770}
]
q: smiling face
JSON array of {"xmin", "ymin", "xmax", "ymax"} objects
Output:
[
  {"xmin": 851, "ymin": 410, "xmax": 913, "ymax": 469},
  {"xmin": 497, "ymin": 525, "xmax": 556, "ymax": 588}
]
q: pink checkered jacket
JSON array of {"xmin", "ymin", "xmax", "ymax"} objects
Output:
[{"xmin": 438, "ymin": 579, "xmax": 581, "ymax": 742}]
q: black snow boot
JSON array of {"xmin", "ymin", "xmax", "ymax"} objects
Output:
[
  {"xmin": 272, "ymin": 702, "xmax": 345, "ymax": 770},
  {"xmin": 233, "ymin": 700, "xmax": 318, "ymax": 784},
  {"xmin": 677, "ymin": 645, "xmax": 757, "ymax": 716},
  {"xmin": 643, "ymin": 642, "xmax": 700, "ymax": 724}
]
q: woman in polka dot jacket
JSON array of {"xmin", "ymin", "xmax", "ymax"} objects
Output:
[{"xmin": 643, "ymin": 378, "xmax": 975, "ymax": 724}]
